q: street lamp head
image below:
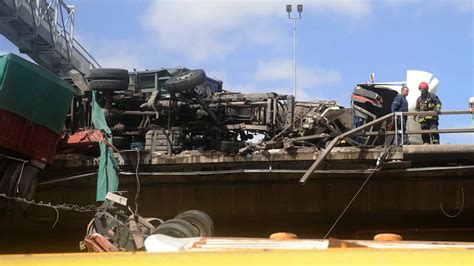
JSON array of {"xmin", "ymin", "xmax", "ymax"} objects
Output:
[
  {"xmin": 297, "ymin": 4, "xmax": 303, "ymax": 13},
  {"xmin": 286, "ymin": 4, "xmax": 292, "ymax": 14}
]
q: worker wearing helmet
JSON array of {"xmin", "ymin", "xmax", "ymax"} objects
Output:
[{"xmin": 415, "ymin": 82, "xmax": 442, "ymax": 144}]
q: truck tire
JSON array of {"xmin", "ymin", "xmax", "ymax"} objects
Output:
[
  {"xmin": 89, "ymin": 79, "xmax": 129, "ymax": 91},
  {"xmin": 87, "ymin": 68, "xmax": 129, "ymax": 80},
  {"xmin": 175, "ymin": 210, "xmax": 214, "ymax": 237},
  {"xmin": 0, "ymin": 162, "xmax": 23, "ymax": 197},
  {"xmin": 171, "ymin": 218, "xmax": 200, "ymax": 237},
  {"xmin": 16, "ymin": 165, "xmax": 38, "ymax": 201},
  {"xmin": 0, "ymin": 163, "xmax": 38, "ymax": 200},
  {"xmin": 0, "ymin": 159, "xmax": 8, "ymax": 183},
  {"xmin": 151, "ymin": 219, "xmax": 197, "ymax": 238},
  {"xmin": 165, "ymin": 69, "xmax": 206, "ymax": 93}
]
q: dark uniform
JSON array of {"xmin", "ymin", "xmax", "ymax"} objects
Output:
[
  {"xmin": 416, "ymin": 92, "xmax": 442, "ymax": 144},
  {"xmin": 391, "ymin": 94, "xmax": 409, "ymax": 144}
]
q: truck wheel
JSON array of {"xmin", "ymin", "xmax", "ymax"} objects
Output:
[
  {"xmin": 89, "ymin": 79, "xmax": 129, "ymax": 91},
  {"xmin": 0, "ymin": 163, "xmax": 38, "ymax": 200},
  {"xmin": 16, "ymin": 165, "xmax": 38, "ymax": 201},
  {"xmin": 165, "ymin": 69, "xmax": 206, "ymax": 93},
  {"xmin": 0, "ymin": 162, "xmax": 23, "ymax": 197},
  {"xmin": 87, "ymin": 68, "xmax": 129, "ymax": 80},
  {"xmin": 0, "ymin": 159, "xmax": 8, "ymax": 183},
  {"xmin": 175, "ymin": 210, "xmax": 214, "ymax": 237},
  {"xmin": 171, "ymin": 218, "xmax": 200, "ymax": 237},
  {"xmin": 151, "ymin": 219, "xmax": 198, "ymax": 238}
]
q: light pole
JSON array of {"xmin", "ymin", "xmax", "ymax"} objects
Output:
[{"xmin": 286, "ymin": 4, "xmax": 303, "ymax": 100}]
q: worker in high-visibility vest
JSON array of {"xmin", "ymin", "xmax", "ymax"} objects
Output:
[{"xmin": 415, "ymin": 82, "xmax": 442, "ymax": 144}]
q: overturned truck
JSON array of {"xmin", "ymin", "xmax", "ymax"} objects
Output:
[
  {"xmin": 0, "ymin": 55, "xmax": 439, "ymax": 205},
  {"xmin": 66, "ymin": 67, "xmax": 352, "ymax": 156}
]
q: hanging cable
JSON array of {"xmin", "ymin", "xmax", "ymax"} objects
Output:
[
  {"xmin": 440, "ymin": 186, "xmax": 464, "ymax": 218},
  {"xmin": 323, "ymin": 140, "xmax": 398, "ymax": 239},
  {"xmin": 133, "ymin": 148, "xmax": 141, "ymax": 215},
  {"xmin": 14, "ymin": 161, "xmax": 27, "ymax": 194},
  {"xmin": 51, "ymin": 207, "xmax": 60, "ymax": 229},
  {"xmin": 323, "ymin": 167, "xmax": 378, "ymax": 239}
]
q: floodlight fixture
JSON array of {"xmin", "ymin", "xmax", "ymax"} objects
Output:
[
  {"xmin": 297, "ymin": 4, "xmax": 303, "ymax": 14},
  {"xmin": 286, "ymin": 5, "xmax": 292, "ymax": 17},
  {"xmin": 285, "ymin": 4, "xmax": 303, "ymax": 99}
]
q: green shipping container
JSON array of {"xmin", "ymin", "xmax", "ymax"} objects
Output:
[{"xmin": 0, "ymin": 53, "xmax": 74, "ymax": 133}]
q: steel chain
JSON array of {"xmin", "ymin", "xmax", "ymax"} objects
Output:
[{"xmin": 0, "ymin": 193, "xmax": 98, "ymax": 212}]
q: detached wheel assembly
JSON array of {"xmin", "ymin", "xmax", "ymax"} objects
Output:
[
  {"xmin": 175, "ymin": 210, "xmax": 214, "ymax": 237},
  {"xmin": 165, "ymin": 69, "xmax": 206, "ymax": 93},
  {"xmin": 83, "ymin": 202, "xmax": 217, "ymax": 251}
]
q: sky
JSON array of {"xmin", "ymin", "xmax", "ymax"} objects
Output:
[{"xmin": 0, "ymin": 0, "xmax": 473, "ymax": 143}]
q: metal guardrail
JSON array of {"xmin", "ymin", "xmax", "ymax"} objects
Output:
[
  {"xmin": 394, "ymin": 110, "xmax": 472, "ymax": 146},
  {"xmin": 299, "ymin": 110, "xmax": 473, "ymax": 184},
  {"xmin": 358, "ymin": 128, "xmax": 474, "ymax": 136}
]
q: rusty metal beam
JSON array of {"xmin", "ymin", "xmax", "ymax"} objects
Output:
[{"xmin": 299, "ymin": 113, "xmax": 395, "ymax": 184}]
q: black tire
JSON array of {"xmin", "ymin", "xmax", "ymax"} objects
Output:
[
  {"xmin": 0, "ymin": 162, "xmax": 22, "ymax": 197},
  {"xmin": 87, "ymin": 68, "xmax": 129, "ymax": 80},
  {"xmin": 173, "ymin": 218, "xmax": 200, "ymax": 237},
  {"xmin": 165, "ymin": 69, "xmax": 206, "ymax": 93},
  {"xmin": 175, "ymin": 210, "xmax": 214, "ymax": 237},
  {"xmin": 16, "ymin": 165, "xmax": 38, "ymax": 200},
  {"xmin": 0, "ymin": 159, "xmax": 8, "ymax": 184},
  {"xmin": 89, "ymin": 79, "xmax": 129, "ymax": 91},
  {"xmin": 151, "ymin": 219, "xmax": 197, "ymax": 238}
]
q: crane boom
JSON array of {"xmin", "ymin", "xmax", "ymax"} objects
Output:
[{"xmin": 0, "ymin": 0, "xmax": 99, "ymax": 75}]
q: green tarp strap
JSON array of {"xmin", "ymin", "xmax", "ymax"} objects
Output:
[{"xmin": 91, "ymin": 91, "xmax": 119, "ymax": 201}]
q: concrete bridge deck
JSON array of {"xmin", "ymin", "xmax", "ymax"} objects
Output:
[{"xmin": 1, "ymin": 144, "xmax": 473, "ymax": 253}]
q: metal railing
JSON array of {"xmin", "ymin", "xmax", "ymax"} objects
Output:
[{"xmin": 299, "ymin": 110, "xmax": 474, "ymax": 184}]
